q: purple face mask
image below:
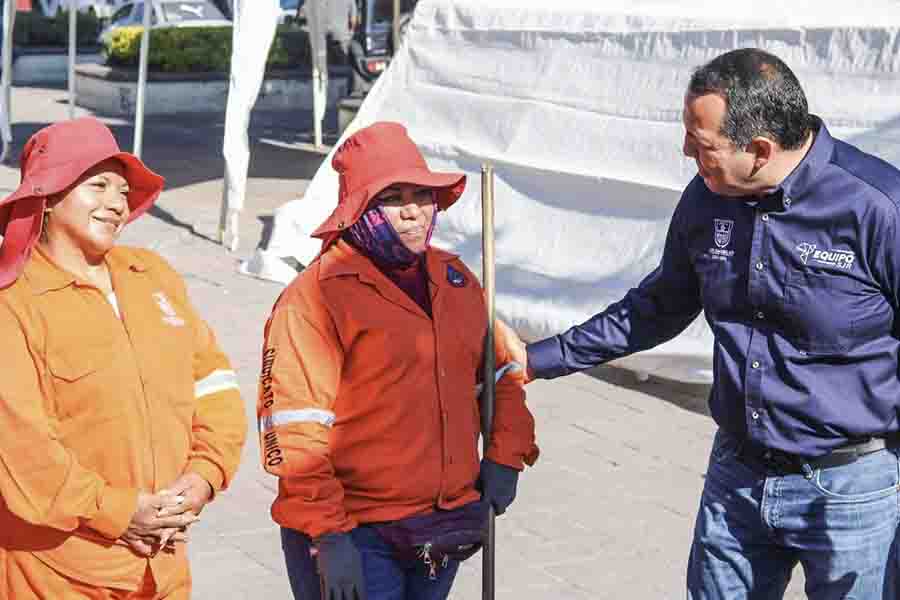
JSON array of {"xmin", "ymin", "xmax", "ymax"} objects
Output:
[{"xmin": 345, "ymin": 194, "xmax": 437, "ymax": 269}]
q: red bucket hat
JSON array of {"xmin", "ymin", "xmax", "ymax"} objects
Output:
[
  {"xmin": 0, "ymin": 117, "xmax": 164, "ymax": 289},
  {"xmin": 311, "ymin": 121, "xmax": 466, "ymax": 248}
]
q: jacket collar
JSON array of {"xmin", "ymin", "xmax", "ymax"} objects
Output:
[
  {"xmin": 319, "ymin": 239, "xmax": 459, "ymax": 318},
  {"xmin": 775, "ymin": 115, "xmax": 834, "ymax": 209},
  {"xmin": 319, "ymin": 239, "xmax": 457, "ymax": 280},
  {"xmin": 24, "ymin": 245, "xmax": 149, "ymax": 295}
]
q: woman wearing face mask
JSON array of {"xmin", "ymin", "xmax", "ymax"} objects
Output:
[
  {"xmin": 260, "ymin": 121, "xmax": 540, "ymax": 600},
  {"xmin": 0, "ymin": 117, "xmax": 247, "ymax": 599}
]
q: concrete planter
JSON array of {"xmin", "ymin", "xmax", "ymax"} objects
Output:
[
  {"xmin": 74, "ymin": 64, "xmax": 348, "ymax": 117},
  {"xmin": 14, "ymin": 47, "xmax": 104, "ymax": 85}
]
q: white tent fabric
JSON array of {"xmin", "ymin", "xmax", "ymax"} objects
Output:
[
  {"xmin": 243, "ymin": 0, "xmax": 900, "ymax": 383},
  {"xmin": 220, "ymin": 0, "xmax": 280, "ymax": 250}
]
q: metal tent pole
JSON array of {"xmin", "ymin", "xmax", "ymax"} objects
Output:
[
  {"xmin": 306, "ymin": 0, "xmax": 325, "ymax": 148},
  {"xmin": 133, "ymin": 0, "xmax": 152, "ymax": 158},
  {"xmin": 1, "ymin": 0, "xmax": 15, "ymax": 161},
  {"xmin": 392, "ymin": 0, "xmax": 400, "ymax": 53},
  {"xmin": 67, "ymin": 0, "xmax": 76, "ymax": 118}
]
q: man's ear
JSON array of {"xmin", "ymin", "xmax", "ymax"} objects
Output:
[{"xmin": 747, "ymin": 136, "xmax": 776, "ymax": 177}]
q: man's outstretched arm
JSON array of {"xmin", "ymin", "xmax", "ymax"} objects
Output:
[{"xmin": 500, "ymin": 196, "xmax": 702, "ymax": 381}]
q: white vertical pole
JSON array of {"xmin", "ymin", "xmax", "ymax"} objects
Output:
[
  {"xmin": 67, "ymin": 0, "xmax": 77, "ymax": 119},
  {"xmin": 306, "ymin": 0, "xmax": 326, "ymax": 149},
  {"xmin": 1, "ymin": 0, "xmax": 15, "ymax": 160},
  {"xmin": 133, "ymin": 0, "xmax": 152, "ymax": 158}
]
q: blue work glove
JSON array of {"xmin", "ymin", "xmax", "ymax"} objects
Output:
[
  {"xmin": 314, "ymin": 532, "xmax": 367, "ymax": 600},
  {"xmin": 477, "ymin": 458, "xmax": 520, "ymax": 516}
]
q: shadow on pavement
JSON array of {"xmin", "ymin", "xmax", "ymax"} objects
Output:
[
  {"xmin": 9, "ymin": 108, "xmax": 334, "ymax": 188},
  {"xmin": 8, "ymin": 111, "xmax": 335, "ymax": 244},
  {"xmin": 584, "ymin": 364, "xmax": 712, "ymax": 418},
  {"xmin": 257, "ymin": 214, "xmax": 276, "ymax": 250},
  {"xmin": 148, "ymin": 204, "xmax": 219, "ymax": 244}
]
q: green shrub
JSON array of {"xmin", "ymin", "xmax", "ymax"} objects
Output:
[
  {"xmin": 105, "ymin": 25, "xmax": 312, "ymax": 73},
  {"xmin": 14, "ymin": 10, "xmax": 102, "ymax": 48}
]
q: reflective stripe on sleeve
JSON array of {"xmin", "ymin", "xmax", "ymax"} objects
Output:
[
  {"xmin": 475, "ymin": 361, "xmax": 523, "ymax": 396},
  {"xmin": 259, "ymin": 409, "xmax": 336, "ymax": 432},
  {"xmin": 194, "ymin": 369, "xmax": 240, "ymax": 398}
]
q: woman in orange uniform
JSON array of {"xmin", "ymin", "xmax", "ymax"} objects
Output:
[
  {"xmin": 260, "ymin": 122, "xmax": 539, "ymax": 600},
  {"xmin": 0, "ymin": 117, "xmax": 247, "ymax": 599}
]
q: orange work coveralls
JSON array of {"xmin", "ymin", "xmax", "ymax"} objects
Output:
[
  {"xmin": 0, "ymin": 247, "xmax": 247, "ymax": 598},
  {"xmin": 259, "ymin": 239, "xmax": 539, "ymax": 539}
]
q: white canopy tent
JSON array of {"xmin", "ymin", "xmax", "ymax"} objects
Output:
[
  {"xmin": 241, "ymin": 0, "xmax": 900, "ymax": 383},
  {"xmin": 219, "ymin": 0, "xmax": 281, "ymax": 251},
  {"xmin": 219, "ymin": 0, "xmax": 330, "ymax": 251}
]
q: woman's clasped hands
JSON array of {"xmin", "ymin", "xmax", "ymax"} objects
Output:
[{"xmin": 119, "ymin": 482, "xmax": 204, "ymax": 557}]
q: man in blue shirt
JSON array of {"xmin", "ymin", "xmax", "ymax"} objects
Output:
[{"xmin": 501, "ymin": 48, "xmax": 900, "ymax": 598}]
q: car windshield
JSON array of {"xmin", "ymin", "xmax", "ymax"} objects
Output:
[
  {"xmin": 111, "ymin": 4, "xmax": 132, "ymax": 22},
  {"xmin": 280, "ymin": 0, "xmax": 300, "ymax": 9},
  {"xmin": 370, "ymin": 0, "xmax": 415, "ymax": 24},
  {"xmin": 159, "ymin": 1, "xmax": 225, "ymax": 22}
]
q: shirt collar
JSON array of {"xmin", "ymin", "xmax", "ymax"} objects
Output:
[
  {"xmin": 24, "ymin": 245, "xmax": 148, "ymax": 295},
  {"xmin": 774, "ymin": 115, "xmax": 834, "ymax": 210}
]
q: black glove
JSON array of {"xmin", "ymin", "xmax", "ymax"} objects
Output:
[
  {"xmin": 477, "ymin": 458, "xmax": 520, "ymax": 516},
  {"xmin": 314, "ymin": 532, "xmax": 367, "ymax": 600}
]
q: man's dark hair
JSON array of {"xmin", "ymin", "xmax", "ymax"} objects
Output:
[{"xmin": 688, "ymin": 48, "xmax": 811, "ymax": 150}]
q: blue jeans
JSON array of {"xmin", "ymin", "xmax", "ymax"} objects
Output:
[
  {"xmin": 687, "ymin": 430, "xmax": 900, "ymax": 599},
  {"xmin": 281, "ymin": 526, "xmax": 460, "ymax": 600},
  {"xmin": 281, "ymin": 527, "xmax": 321, "ymax": 599}
]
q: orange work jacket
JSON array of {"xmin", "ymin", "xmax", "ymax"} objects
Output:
[
  {"xmin": 0, "ymin": 246, "xmax": 247, "ymax": 591},
  {"xmin": 258, "ymin": 240, "xmax": 539, "ymax": 539}
]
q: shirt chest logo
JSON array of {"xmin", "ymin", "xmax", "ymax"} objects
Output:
[
  {"xmin": 796, "ymin": 242, "xmax": 856, "ymax": 270},
  {"xmin": 702, "ymin": 218, "xmax": 736, "ymax": 262},
  {"xmin": 152, "ymin": 291, "xmax": 185, "ymax": 327},
  {"xmin": 714, "ymin": 219, "xmax": 734, "ymax": 248}
]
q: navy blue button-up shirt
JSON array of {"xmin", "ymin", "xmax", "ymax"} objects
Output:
[{"xmin": 529, "ymin": 119, "xmax": 900, "ymax": 457}]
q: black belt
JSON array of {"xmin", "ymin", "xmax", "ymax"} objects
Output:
[{"xmin": 737, "ymin": 438, "xmax": 891, "ymax": 476}]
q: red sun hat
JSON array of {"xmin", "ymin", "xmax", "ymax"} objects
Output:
[
  {"xmin": 0, "ymin": 117, "xmax": 164, "ymax": 289},
  {"xmin": 311, "ymin": 121, "xmax": 466, "ymax": 249}
]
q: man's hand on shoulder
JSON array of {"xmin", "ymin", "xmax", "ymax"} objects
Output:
[{"xmin": 495, "ymin": 319, "xmax": 534, "ymax": 383}]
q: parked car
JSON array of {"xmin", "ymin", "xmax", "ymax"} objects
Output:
[
  {"xmin": 211, "ymin": 0, "xmax": 234, "ymax": 19},
  {"xmin": 97, "ymin": 0, "xmax": 231, "ymax": 48},
  {"xmin": 279, "ymin": 0, "xmax": 305, "ymax": 24},
  {"xmin": 87, "ymin": 1, "xmax": 121, "ymax": 20},
  {"xmin": 349, "ymin": 0, "xmax": 416, "ymax": 94}
]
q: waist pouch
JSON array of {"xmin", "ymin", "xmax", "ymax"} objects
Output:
[{"xmin": 372, "ymin": 500, "xmax": 488, "ymax": 578}]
